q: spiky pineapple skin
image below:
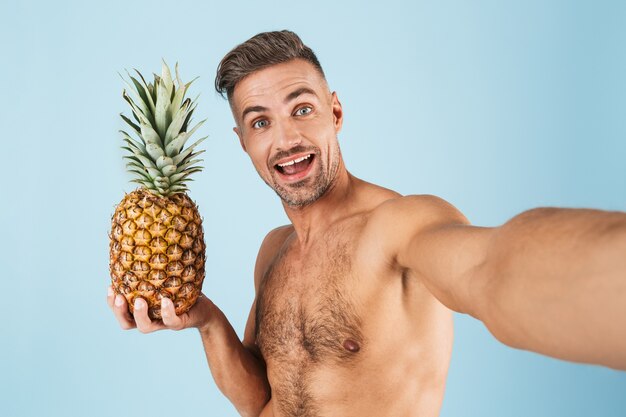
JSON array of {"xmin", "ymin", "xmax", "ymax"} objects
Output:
[{"xmin": 110, "ymin": 188, "xmax": 205, "ymax": 319}]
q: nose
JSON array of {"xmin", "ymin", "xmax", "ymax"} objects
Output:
[{"xmin": 274, "ymin": 117, "xmax": 301, "ymax": 151}]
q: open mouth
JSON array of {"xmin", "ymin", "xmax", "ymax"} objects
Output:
[{"xmin": 274, "ymin": 153, "xmax": 315, "ymax": 178}]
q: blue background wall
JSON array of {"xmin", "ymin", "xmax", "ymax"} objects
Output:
[{"xmin": 1, "ymin": 1, "xmax": 625, "ymax": 416}]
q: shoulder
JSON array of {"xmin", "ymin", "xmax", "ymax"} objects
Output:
[
  {"xmin": 370, "ymin": 194, "xmax": 469, "ymax": 229},
  {"xmin": 252, "ymin": 225, "xmax": 293, "ymax": 290},
  {"xmin": 362, "ymin": 195, "xmax": 469, "ymax": 259}
]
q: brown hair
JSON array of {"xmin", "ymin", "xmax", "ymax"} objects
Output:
[{"xmin": 215, "ymin": 30, "xmax": 326, "ymax": 101}]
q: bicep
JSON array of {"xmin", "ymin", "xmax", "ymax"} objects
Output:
[
  {"xmin": 242, "ymin": 298, "xmax": 260, "ymax": 351},
  {"xmin": 404, "ymin": 223, "xmax": 495, "ymax": 315},
  {"xmin": 374, "ymin": 195, "xmax": 495, "ymax": 315}
]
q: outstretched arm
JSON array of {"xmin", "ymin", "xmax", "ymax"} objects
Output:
[{"xmin": 384, "ymin": 195, "xmax": 626, "ymax": 369}]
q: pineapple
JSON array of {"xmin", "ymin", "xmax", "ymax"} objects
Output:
[{"xmin": 110, "ymin": 61, "xmax": 206, "ymax": 320}]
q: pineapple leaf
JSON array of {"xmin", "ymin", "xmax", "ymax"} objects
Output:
[
  {"xmin": 155, "ymin": 177, "xmax": 169, "ymax": 188},
  {"xmin": 122, "ymin": 90, "xmax": 148, "ymax": 120},
  {"xmin": 169, "ymin": 89, "xmax": 187, "ymax": 123},
  {"xmin": 173, "ymin": 170, "xmax": 202, "ymax": 185},
  {"xmin": 125, "ymin": 162, "xmax": 154, "ymax": 179},
  {"xmin": 170, "ymin": 63, "xmax": 186, "ymax": 109},
  {"xmin": 148, "ymin": 83, "xmax": 157, "ymax": 103},
  {"xmin": 122, "ymin": 139, "xmax": 144, "ymax": 154},
  {"xmin": 133, "ymin": 180, "xmax": 159, "ymax": 193},
  {"xmin": 126, "ymin": 167, "xmax": 152, "ymax": 180},
  {"xmin": 120, "ymin": 73, "xmax": 152, "ymax": 123},
  {"xmin": 180, "ymin": 103, "xmax": 198, "ymax": 131},
  {"xmin": 121, "ymin": 144, "xmax": 135, "ymax": 153},
  {"xmin": 120, "ymin": 114, "xmax": 141, "ymax": 136},
  {"xmin": 175, "ymin": 158, "xmax": 203, "ymax": 174},
  {"xmin": 133, "ymin": 69, "xmax": 157, "ymax": 115},
  {"xmin": 161, "ymin": 164, "xmax": 177, "ymax": 176},
  {"xmin": 182, "ymin": 94, "xmax": 200, "ymax": 122},
  {"xmin": 120, "ymin": 132, "xmax": 146, "ymax": 152},
  {"xmin": 131, "ymin": 153, "xmax": 158, "ymax": 169},
  {"xmin": 186, "ymin": 118, "xmax": 206, "ymax": 136},
  {"xmin": 125, "ymin": 163, "xmax": 156, "ymax": 181},
  {"xmin": 120, "ymin": 129, "xmax": 145, "ymax": 146},
  {"xmin": 164, "ymin": 133, "xmax": 188, "ymax": 157},
  {"xmin": 139, "ymin": 122, "xmax": 162, "ymax": 147},
  {"xmin": 164, "ymin": 99, "xmax": 192, "ymax": 146},
  {"xmin": 123, "ymin": 155, "xmax": 142, "ymax": 165},
  {"xmin": 177, "ymin": 158, "xmax": 204, "ymax": 177},
  {"xmin": 126, "ymin": 148, "xmax": 146, "ymax": 161},
  {"xmin": 178, "ymin": 149, "xmax": 206, "ymax": 166},
  {"xmin": 145, "ymin": 143, "xmax": 165, "ymax": 161},
  {"xmin": 184, "ymin": 77, "xmax": 200, "ymax": 93},
  {"xmin": 183, "ymin": 167, "xmax": 203, "ymax": 175},
  {"xmin": 175, "ymin": 62, "xmax": 183, "ymax": 88},
  {"xmin": 168, "ymin": 172, "xmax": 186, "ymax": 183},
  {"xmin": 120, "ymin": 146, "xmax": 139, "ymax": 156},
  {"xmin": 156, "ymin": 155, "xmax": 174, "ymax": 170},
  {"xmin": 129, "ymin": 169, "xmax": 151, "ymax": 181},
  {"xmin": 172, "ymin": 76, "xmax": 199, "ymax": 121},
  {"xmin": 142, "ymin": 181, "xmax": 157, "ymax": 190},
  {"xmin": 180, "ymin": 105, "xmax": 195, "ymax": 132},
  {"xmin": 146, "ymin": 166, "xmax": 162, "ymax": 179},
  {"xmin": 161, "ymin": 59, "xmax": 174, "ymax": 97},
  {"xmin": 172, "ymin": 136, "xmax": 206, "ymax": 165},
  {"xmin": 154, "ymin": 79, "xmax": 171, "ymax": 138},
  {"xmin": 172, "ymin": 175, "xmax": 199, "ymax": 187},
  {"xmin": 126, "ymin": 71, "xmax": 151, "ymax": 111},
  {"xmin": 165, "ymin": 125, "xmax": 204, "ymax": 157},
  {"xmin": 168, "ymin": 132, "xmax": 207, "ymax": 160},
  {"xmin": 169, "ymin": 184, "xmax": 189, "ymax": 193}
]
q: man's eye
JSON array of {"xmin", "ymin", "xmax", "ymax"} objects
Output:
[
  {"xmin": 295, "ymin": 106, "xmax": 312, "ymax": 116},
  {"xmin": 253, "ymin": 119, "xmax": 269, "ymax": 129}
]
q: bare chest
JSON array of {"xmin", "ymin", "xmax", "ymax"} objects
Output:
[{"xmin": 255, "ymin": 237, "xmax": 364, "ymax": 366}]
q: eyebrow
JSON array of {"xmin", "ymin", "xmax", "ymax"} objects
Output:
[
  {"xmin": 241, "ymin": 105, "xmax": 268, "ymax": 121},
  {"xmin": 284, "ymin": 87, "xmax": 317, "ymax": 104},
  {"xmin": 240, "ymin": 87, "xmax": 318, "ymax": 121}
]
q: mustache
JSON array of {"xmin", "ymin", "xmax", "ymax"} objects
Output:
[{"xmin": 269, "ymin": 145, "xmax": 318, "ymax": 166}]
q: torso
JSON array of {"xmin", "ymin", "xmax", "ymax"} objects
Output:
[{"xmin": 255, "ymin": 193, "xmax": 454, "ymax": 417}]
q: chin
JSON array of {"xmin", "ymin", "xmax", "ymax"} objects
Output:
[{"xmin": 272, "ymin": 178, "xmax": 328, "ymax": 208}]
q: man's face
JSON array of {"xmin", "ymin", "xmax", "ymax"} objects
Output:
[{"xmin": 231, "ymin": 59, "xmax": 344, "ymax": 207}]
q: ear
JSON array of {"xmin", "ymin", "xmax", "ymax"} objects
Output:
[
  {"xmin": 331, "ymin": 91, "xmax": 343, "ymax": 134},
  {"xmin": 233, "ymin": 126, "xmax": 247, "ymax": 152}
]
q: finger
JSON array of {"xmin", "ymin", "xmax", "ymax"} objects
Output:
[
  {"xmin": 133, "ymin": 298, "xmax": 165, "ymax": 333},
  {"xmin": 107, "ymin": 286, "xmax": 115, "ymax": 309},
  {"xmin": 112, "ymin": 293, "xmax": 137, "ymax": 330},
  {"xmin": 161, "ymin": 297, "xmax": 184, "ymax": 330}
]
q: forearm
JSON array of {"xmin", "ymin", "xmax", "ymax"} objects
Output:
[
  {"xmin": 199, "ymin": 300, "xmax": 270, "ymax": 417},
  {"xmin": 479, "ymin": 207, "xmax": 626, "ymax": 369}
]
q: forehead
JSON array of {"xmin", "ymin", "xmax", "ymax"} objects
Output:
[{"xmin": 231, "ymin": 59, "xmax": 328, "ymax": 115}]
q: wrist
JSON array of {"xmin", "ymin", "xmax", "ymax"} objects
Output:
[{"xmin": 195, "ymin": 294, "xmax": 219, "ymax": 335}]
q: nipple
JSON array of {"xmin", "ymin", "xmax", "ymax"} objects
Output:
[{"xmin": 343, "ymin": 339, "xmax": 360, "ymax": 353}]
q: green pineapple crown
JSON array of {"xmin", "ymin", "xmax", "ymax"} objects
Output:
[{"xmin": 120, "ymin": 60, "xmax": 206, "ymax": 197}]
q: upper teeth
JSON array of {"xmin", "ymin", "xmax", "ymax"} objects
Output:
[{"xmin": 278, "ymin": 154, "xmax": 311, "ymax": 167}]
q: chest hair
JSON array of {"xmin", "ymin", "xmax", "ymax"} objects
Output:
[{"xmin": 255, "ymin": 233, "xmax": 365, "ymax": 416}]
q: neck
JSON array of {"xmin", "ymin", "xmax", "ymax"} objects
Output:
[{"xmin": 282, "ymin": 164, "xmax": 357, "ymax": 247}]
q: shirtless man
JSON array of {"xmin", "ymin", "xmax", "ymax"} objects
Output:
[{"xmin": 107, "ymin": 31, "xmax": 626, "ymax": 417}]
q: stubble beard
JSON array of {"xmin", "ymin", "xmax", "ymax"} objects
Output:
[{"xmin": 261, "ymin": 143, "xmax": 341, "ymax": 208}]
